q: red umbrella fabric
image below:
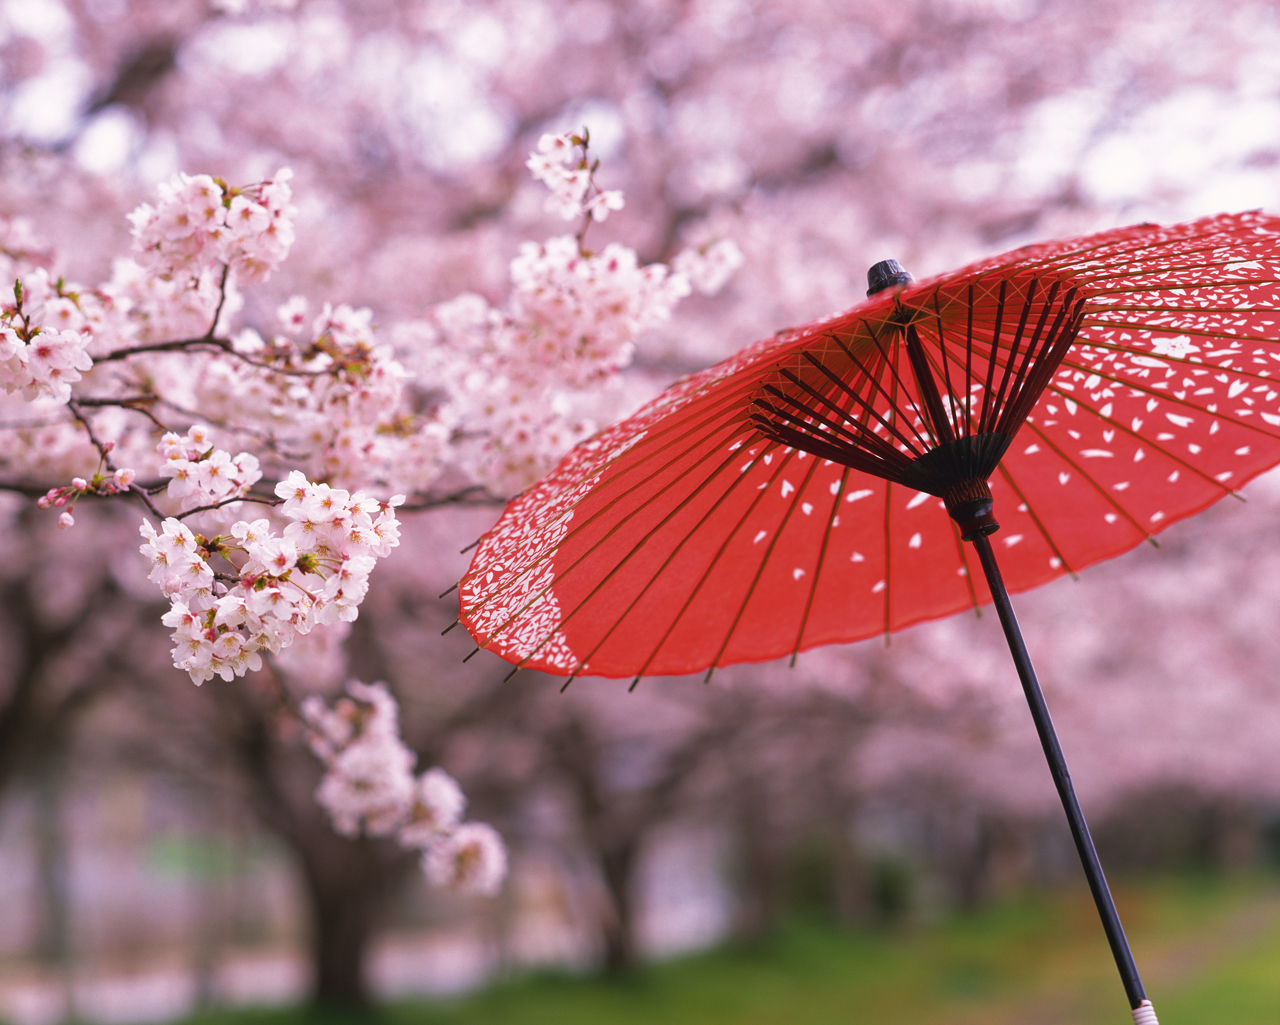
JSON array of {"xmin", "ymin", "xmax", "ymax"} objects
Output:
[{"xmin": 459, "ymin": 211, "xmax": 1280, "ymax": 680}]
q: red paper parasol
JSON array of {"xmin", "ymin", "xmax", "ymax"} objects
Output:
[{"xmin": 456, "ymin": 210, "xmax": 1280, "ymax": 1022}]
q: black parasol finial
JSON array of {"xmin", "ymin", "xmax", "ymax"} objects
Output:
[{"xmin": 866, "ymin": 259, "xmax": 913, "ymax": 296}]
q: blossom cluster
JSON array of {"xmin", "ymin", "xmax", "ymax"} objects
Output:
[
  {"xmin": 193, "ymin": 298, "xmax": 442, "ymax": 493},
  {"xmin": 128, "ymin": 169, "xmax": 296, "ymax": 285},
  {"xmin": 406, "ymin": 132, "xmax": 732, "ymax": 495},
  {"xmin": 38, "ymin": 463, "xmax": 137, "ymax": 529},
  {"xmin": 510, "ymin": 237, "xmax": 692, "ymax": 385},
  {"xmin": 158, "ymin": 425, "xmax": 263, "ymax": 511},
  {"xmin": 673, "ymin": 238, "xmax": 746, "ymax": 297},
  {"xmin": 0, "ymin": 276, "xmax": 95, "ymax": 404},
  {"xmin": 301, "ymin": 680, "xmax": 508, "ymax": 896},
  {"xmin": 416, "ymin": 237, "xmax": 691, "ymax": 493},
  {"xmin": 525, "ymin": 131, "xmax": 624, "ymax": 223},
  {"xmin": 94, "ymin": 247, "xmax": 242, "ymax": 348},
  {"xmin": 140, "ymin": 466, "xmax": 403, "ymax": 685}
]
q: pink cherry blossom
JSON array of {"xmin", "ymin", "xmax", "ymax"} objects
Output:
[
  {"xmin": 421, "ymin": 823, "xmax": 509, "ymax": 897},
  {"xmin": 301, "ymin": 682, "xmax": 506, "ymax": 891}
]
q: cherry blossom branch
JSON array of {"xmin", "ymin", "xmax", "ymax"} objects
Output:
[
  {"xmin": 96, "ymin": 335, "xmax": 227, "ymax": 364},
  {"xmin": 71, "ymin": 394, "xmax": 160, "ymax": 407},
  {"xmin": 96, "ymin": 333, "xmax": 331, "ymax": 378},
  {"xmin": 526, "ymin": 128, "xmax": 624, "ymax": 255},
  {"xmin": 96, "ymin": 264, "xmax": 326, "ymax": 377}
]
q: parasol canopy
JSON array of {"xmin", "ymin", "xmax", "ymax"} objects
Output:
[{"xmin": 459, "ymin": 211, "xmax": 1280, "ymax": 681}]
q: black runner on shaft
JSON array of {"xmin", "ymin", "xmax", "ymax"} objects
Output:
[{"xmin": 969, "ymin": 532, "xmax": 1147, "ymax": 1011}]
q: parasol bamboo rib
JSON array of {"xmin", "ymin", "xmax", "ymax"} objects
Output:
[
  {"xmin": 569, "ymin": 443, "xmax": 795, "ymax": 681},
  {"xmin": 791, "ymin": 466, "xmax": 853, "ymax": 663},
  {"xmin": 993, "ymin": 462, "xmax": 1078, "ymax": 575}
]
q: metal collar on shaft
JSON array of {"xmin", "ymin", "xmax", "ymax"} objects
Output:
[{"xmin": 943, "ymin": 477, "xmax": 1000, "ymax": 540}]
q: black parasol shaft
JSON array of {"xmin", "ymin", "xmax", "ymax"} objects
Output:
[{"xmin": 969, "ymin": 532, "xmax": 1148, "ymax": 1011}]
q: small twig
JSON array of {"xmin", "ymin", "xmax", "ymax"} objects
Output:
[
  {"xmin": 575, "ymin": 209, "xmax": 595, "ymax": 252},
  {"xmin": 173, "ymin": 491, "xmax": 284, "ymax": 521},
  {"xmin": 72, "ymin": 394, "xmax": 169, "ymax": 430},
  {"xmin": 97, "ymin": 333, "xmax": 332, "ymax": 378},
  {"xmin": 399, "ymin": 485, "xmax": 505, "ymax": 511},
  {"xmin": 207, "ymin": 263, "xmax": 231, "ymax": 338},
  {"xmin": 569, "ymin": 128, "xmax": 612, "ymax": 255},
  {"xmin": 129, "ymin": 482, "xmax": 168, "ymax": 521},
  {"xmin": 221, "ymin": 343, "xmax": 332, "ymax": 378},
  {"xmin": 61, "ymin": 394, "xmax": 156, "ymax": 407},
  {"xmin": 67, "ymin": 398, "xmax": 109, "ymax": 455},
  {"xmin": 67, "ymin": 398, "xmax": 168, "ymax": 520},
  {"xmin": 96, "ymin": 335, "xmax": 225, "ymax": 364}
]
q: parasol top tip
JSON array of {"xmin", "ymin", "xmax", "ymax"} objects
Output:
[{"xmin": 867, "ymin": 259, "xmax": 913, "ymax": 296}]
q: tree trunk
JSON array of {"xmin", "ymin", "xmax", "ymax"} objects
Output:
[
  {"xmin": 305, "ymin": 866, "xmax": 378, "ymax": 1010},
  {"xmin": 732, "ymin": 798, "xmax": 786, "ymax": 944},
  {"xmin": 599, "ymin": 841, "xmax": 639, "ymax": 974},
  {"xmin": 32, "ymin": 762, "xmax": 77, "ymax": 1021},
  {"xmin": 277, "ymin": 814, "xmax": 419, "ymax": 1010},
  {"xmin": 288, "ymin": 827, "xmax": 419, "ymax": 1010},
  {"xmin": 830, "ymin": 818, "xmax": 872, "ymax": 928},
  {"xmin": 214, "ymin": 677, "xmax": 417, "ymax": 1012}
]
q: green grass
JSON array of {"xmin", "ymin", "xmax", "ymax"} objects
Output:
[{"xmin": 171, "ymin": 873, "xmax": 1280, "ymax": 1025}]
